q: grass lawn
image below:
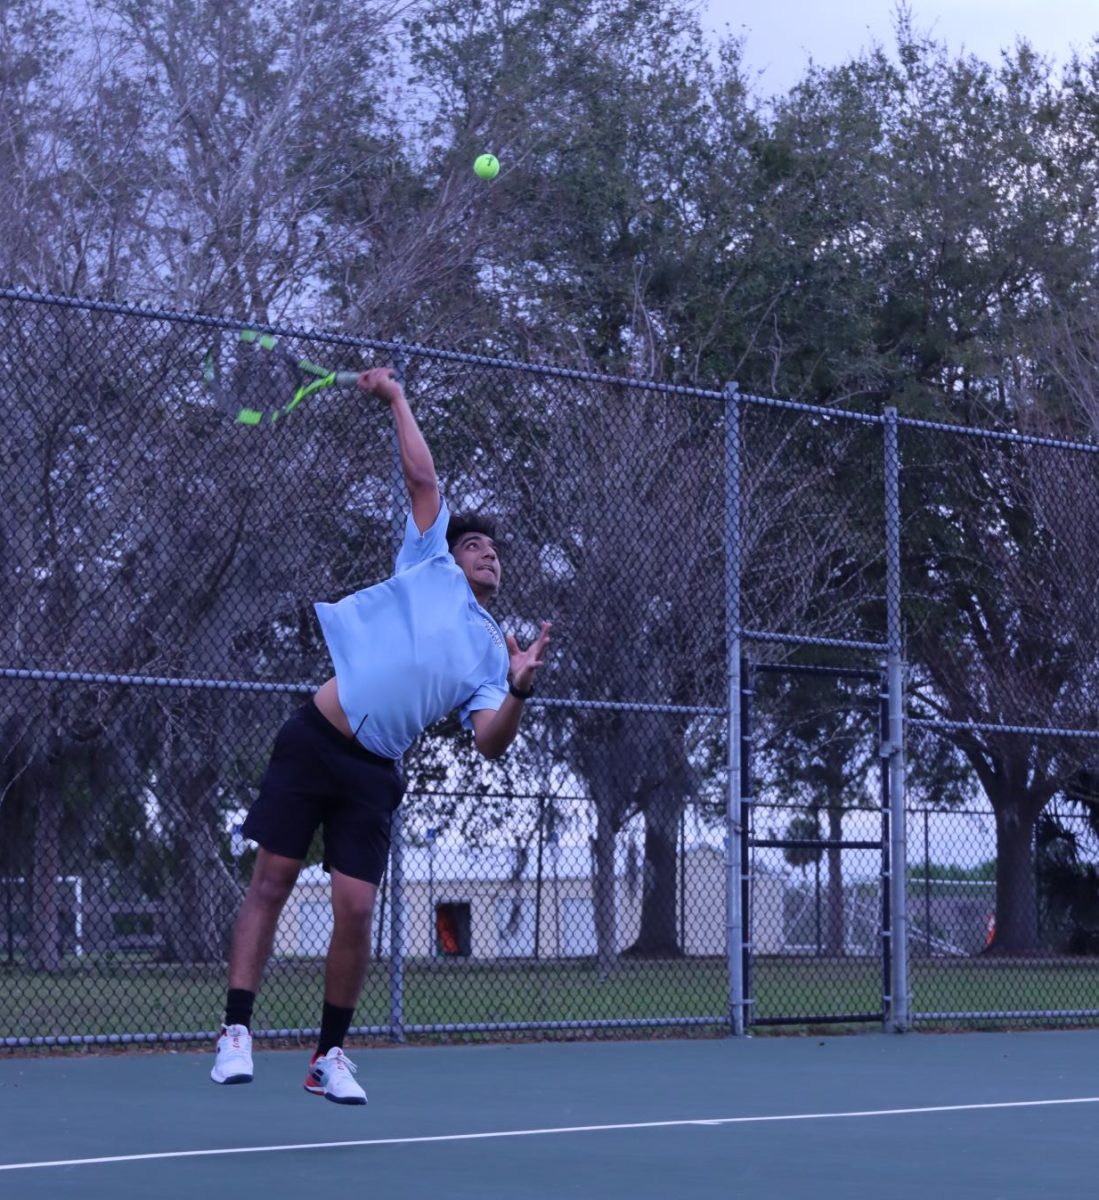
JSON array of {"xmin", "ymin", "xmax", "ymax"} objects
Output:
[
  {"xmin": 4, "ymin": 954, "xmax": 1099, "ymax": 1044},
  {"xmin": 910, "ymin": 956, "xmax": 1099, "ymax": 1019}
]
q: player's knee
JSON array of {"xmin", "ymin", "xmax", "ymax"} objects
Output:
[
  {"xmin": 250, "ymin": 866, "xmax": 297, "ymax": 911},
  {"xmin": 330, "ymin": 871, "xmax": 378, "ymax": 928},
  {"xmin": 335, "ymin": 898, "xmax": 375, "ymax": 929},
  {"xmin": 332, "ymin": 890, "xmax": 375, "ymax": 928}
]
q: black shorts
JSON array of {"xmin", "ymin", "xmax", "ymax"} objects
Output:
[{"xmin": 241, "ymin": 701, "xmax": 405, "ymax": 885}]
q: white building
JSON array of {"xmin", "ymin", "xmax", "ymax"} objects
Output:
[{"xmin": 274, "ymin": 842, "xmax": 788, "ymax": 959}]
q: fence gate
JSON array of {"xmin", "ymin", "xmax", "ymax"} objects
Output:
[{"xmin": 740, "ymin": 661, "xmax": 892, "ymax": 1029}]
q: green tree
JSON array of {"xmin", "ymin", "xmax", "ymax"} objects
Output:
[{"xmin": 699, "ymin": 23, "xmax": 1099, "ymax": 953}]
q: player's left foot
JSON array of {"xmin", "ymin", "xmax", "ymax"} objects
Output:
[
  {"xmin": 211, "ymin": 1023, "xmax": 254, "ymax": 1085},
  {"xmin": 304, "ymin": 1047, "xmax": 367, "ymax": 1105}
]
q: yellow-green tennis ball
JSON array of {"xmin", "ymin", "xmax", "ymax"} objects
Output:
[{"xmin": 474, "ymin": 153, "xmax": 500, "ymax": 180}]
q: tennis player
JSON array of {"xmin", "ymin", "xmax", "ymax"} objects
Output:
[{"xmin": 211, "ymin": 366, "xmax": 551, "ymax": 1104}]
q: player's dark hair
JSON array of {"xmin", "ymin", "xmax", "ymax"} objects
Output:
[{"xmin": 446, "ymin": 512, "xmax": 498, "ymax": 550}]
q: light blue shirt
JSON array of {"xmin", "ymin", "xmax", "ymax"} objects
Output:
[{"xmin": 314, "ymin": 499, "xmax": 509, "ymax": 759}]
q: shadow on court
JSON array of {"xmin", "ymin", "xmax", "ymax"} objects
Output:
[{"xmin": 2, "ymin": 1030, "xmax": 1098, "ymax": 1199}]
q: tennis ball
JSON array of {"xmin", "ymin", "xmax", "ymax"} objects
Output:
[{"xmin": 474, "ymin": 153, "xmax": 500, "ymax": 180}]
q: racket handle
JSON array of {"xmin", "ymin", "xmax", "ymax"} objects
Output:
[{"xmin": 335, "ymin": 371, "xmax": 361, "ymax": 387}]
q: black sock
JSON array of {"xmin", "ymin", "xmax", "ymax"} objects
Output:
[
  {"xmin": 224, "ymin": 988, "xmax": 255, "ymax": 1030},
  {"xmin": 317, "ymin": 1001, "xmax": 354, "ymax": 1056}
]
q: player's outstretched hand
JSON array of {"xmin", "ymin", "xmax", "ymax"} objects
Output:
[
  {"xmin": 507, "ymin": 622, "xmax": 552, "ymax": 695},
  {"xmin": 356, "ymin": 367, "xmax": 403, "ymax": 406}
]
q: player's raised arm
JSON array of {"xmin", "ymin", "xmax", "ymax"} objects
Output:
[{"xmin": 357, "ymin": 367, "xmax": 440, "ymax": 532}]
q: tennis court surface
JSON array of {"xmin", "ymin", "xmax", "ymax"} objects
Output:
[{"xmin": 3, "ymin": 1029, "xmax": 1098, "ymax": 1198}]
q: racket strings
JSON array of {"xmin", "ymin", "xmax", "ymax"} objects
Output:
[{"xmin": 203, "ymin": 330, "xmax": 358, "ymax": 426}]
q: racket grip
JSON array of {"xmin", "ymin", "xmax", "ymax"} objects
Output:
[{"xmin": 335, "ymin": 371, "xmax": 361, "ymax": 387}]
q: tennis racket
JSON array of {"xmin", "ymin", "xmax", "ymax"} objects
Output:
[{"xmin": 201, "ymin": 328, "xmax": 361, "ymax": 426}]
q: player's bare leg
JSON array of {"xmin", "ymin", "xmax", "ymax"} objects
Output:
[
  {"xmin": 213, "ymin": 848, "xmax": 301, "ymax": 1085},
  {"xmin": 324, "ymin": 870, "xmax": 377, "ymax": 1005},
  {"xmin": 303, "ymin": 870, "xmax": 377, "ymax": 1104},
  {"xmin": 228, "ymin": 848, "xmax": 302, "ymax": 991}
]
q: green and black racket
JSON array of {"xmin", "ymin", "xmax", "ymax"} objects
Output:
[{"xmin": 202, "ymin": 328, "xmax": 361, "ymax": 425}]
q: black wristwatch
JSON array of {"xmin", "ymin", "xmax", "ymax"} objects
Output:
[{"xmin": 508, "ymin": 680, "xmax": 534, "ymax": 700}]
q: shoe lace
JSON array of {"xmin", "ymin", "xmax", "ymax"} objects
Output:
[{"xmin": 328, "ymin": 1049, "xmax": 358, "ymax": 1076}]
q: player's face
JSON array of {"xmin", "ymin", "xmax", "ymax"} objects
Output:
[{"xmin": 452, "ymin": 532, "xmax": 501, "ymax": 601}]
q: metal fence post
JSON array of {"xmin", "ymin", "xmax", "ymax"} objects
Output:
[
  {"xmin": 387, "ymin": 808, "xmax": 406, "ymax": 1042},
  {"xmin": 387, "ymin": 344, "xmax": 408, "ymax": 1043},
  {"xmin": 724, "ymin": 381, "xmax": 746, "ymax": 1035},
  {"xmin": 883, "ymin": 407, "xmax": 909, "ymax": 1031}
]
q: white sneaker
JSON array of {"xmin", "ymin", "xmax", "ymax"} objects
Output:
[
  {"xmin": 211, "ymin": 1023, "xmax": 253, "ymax": 1085},
  {"xmin": 304, "ymin": 1047, "xmax": 367, "ymax": 1105}
]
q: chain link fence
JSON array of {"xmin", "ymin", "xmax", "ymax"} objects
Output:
[
  {"xmin": 4, "ymin": 289, "xmax": 1099, "ymax": 1048},
  {"xmin": 900, "ymin": 417, "xmax": 1099, "ymax": 1026}
]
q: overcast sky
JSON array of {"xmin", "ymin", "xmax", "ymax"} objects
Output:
[{"xmin": 701, "ymin": 1, "xmax": 1099, "ymax": 96}]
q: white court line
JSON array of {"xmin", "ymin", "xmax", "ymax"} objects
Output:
[{"xmin": 2, "ymin": 1096, "xmax": 1097, "ymax": 1172}]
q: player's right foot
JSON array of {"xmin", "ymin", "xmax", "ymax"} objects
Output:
[
  {"xmin": 211, "ymin": 1023, "xmax": 254, "ymax": 1084},
  {"xmin": 304, "ymin": 1047, "xmax": 367, "ymax": 1104}
]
